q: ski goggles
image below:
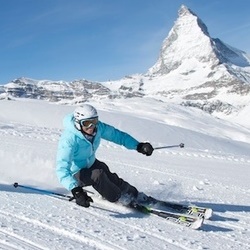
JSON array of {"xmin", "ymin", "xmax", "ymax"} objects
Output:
[{"xmin": 79, "ymin": 117, "xmax": 98, "ymax": 128}]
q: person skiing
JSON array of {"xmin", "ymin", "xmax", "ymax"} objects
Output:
[{"xmin": 56, "ymin": 104, "xmax": 154, "ymax": 208}]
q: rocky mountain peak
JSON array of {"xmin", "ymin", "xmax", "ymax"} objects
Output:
[
  {"xmin": 143, "ymin": 5, "xmax": 250, "ymax": 118},
  {"xmin": 178, "ymin": 5, "xmax": 201, "ymax": 22},
  {"xmin": 148, "ymin": 5, "xmax": 217, "ymax": 75}
]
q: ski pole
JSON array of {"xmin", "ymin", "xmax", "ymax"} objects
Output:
[
  {"xmin": 154, "ymin": 143, "xmax": 184, "ymax": 150},
  {"xmin": 13, "ymin": 182, "xmax": 74, "ymax": 200},
  {"xmin": 13, "ymin": 182, "xmax": 93, "ymax": 201}
]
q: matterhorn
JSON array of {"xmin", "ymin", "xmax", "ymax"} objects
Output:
[{"xmin": 143, "ymin": 5, "xmax": 250, "ymax": 115}]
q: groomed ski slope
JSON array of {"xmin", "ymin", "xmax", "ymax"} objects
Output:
[{"xmin": 0, "ymin": 98, "xmax": 250, "ymax": 250}]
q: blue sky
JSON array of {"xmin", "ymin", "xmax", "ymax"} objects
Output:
[{"xmin": 1, "ymin": 0, "xmax": 250, "ymax": 84}]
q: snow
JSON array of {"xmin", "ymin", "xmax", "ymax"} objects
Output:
[{"xmin": 0, "ymin": 98, "xmax": 250, "ymax": 250}]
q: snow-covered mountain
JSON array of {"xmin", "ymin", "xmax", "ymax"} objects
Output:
[
  {"xmin": 1, "ymin": 5, "xmax": 250, "ymax": 122},
  {"xmin": 145, "ymin": 5, "xmax": 250, "ymax": 114},
  {"xmin": 148, "ymin": 5, "xmax": 250, "ymax": 76}
]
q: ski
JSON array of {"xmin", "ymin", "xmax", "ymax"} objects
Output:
[
  {"xmin": 13, "ymin": 182, "xmax": 209, "ymax": 228},
  {"xmin": 130, "ymin": 202, "xmax": 204, "ymax": 230},
  {"xmin": 139, "ymin": 197, "xmax": 212, "ymax": 220}
]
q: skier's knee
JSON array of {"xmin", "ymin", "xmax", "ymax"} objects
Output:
[{"xmin": 91, "ymin": 169, "xmax": 103, "ymax": 183}]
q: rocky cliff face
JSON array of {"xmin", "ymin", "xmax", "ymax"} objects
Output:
[{"xmin": 2, "ymin": 78, "xmax": 112, "ymax": 102}]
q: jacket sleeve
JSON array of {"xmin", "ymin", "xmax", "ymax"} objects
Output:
[
  {"xmin": 56, "ymin": 133, "xmax": 78, "ymax": 191},
  {"xmin": 99, "ymin": 122, "xmax": 139, "ymax": 149}
]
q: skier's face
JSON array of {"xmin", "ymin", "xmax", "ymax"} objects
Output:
[{"xmin": 81, "ymin": 125, "xmax": 95, "ymax": 134}]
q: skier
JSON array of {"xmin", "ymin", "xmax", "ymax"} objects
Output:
[{"xmin": 56, "ymin": 104, "xmax": 154, "ymax": 208}]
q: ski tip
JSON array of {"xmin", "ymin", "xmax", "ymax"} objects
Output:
[
  {"xmin": 204, "ymin": 208, "xmax": 213, "ymax": 220},
  {"xmin": 190, "ymin": 218, "xmax": 204, "ymax": 230}
]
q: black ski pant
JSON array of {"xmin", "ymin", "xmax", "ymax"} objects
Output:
[{"xmin": 74, "ymin": 159, "xmax": 138, "ymax": 202}]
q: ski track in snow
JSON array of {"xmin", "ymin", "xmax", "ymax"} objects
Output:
[
  {"xmin": 0, "ymin": 193, "xmax": 196, "ymax": 250},
  {"xmin": 0, "ymin": 122, "xmax": 250, "ymax": 249}
]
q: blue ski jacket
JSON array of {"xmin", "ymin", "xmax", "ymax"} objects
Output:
[{"xmin": 56, "ymin": 114, "xmax": 139, "ymax": 191}]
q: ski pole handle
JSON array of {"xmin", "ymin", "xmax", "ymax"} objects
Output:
[{"xmin": 154, "ymin": 143, "xmax": 184, "ymax": 150}]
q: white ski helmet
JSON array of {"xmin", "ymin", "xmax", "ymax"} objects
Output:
[{"xmin": 74, "ymin": 104, "xmax": 98, "ymax": 130}]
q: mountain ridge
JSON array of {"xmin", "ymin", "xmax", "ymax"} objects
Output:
[{"xmin": 1, "ymin": 5, "xmax": 250, "ymax": 122}]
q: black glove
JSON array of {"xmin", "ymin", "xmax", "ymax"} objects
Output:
[
  {"xmin": 71, "ymin": 187, "xmax": 93, "ymax": 207},
  {"xmin": 137, "ymin": 142, "xmax": 154, "ymax": 156}
]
